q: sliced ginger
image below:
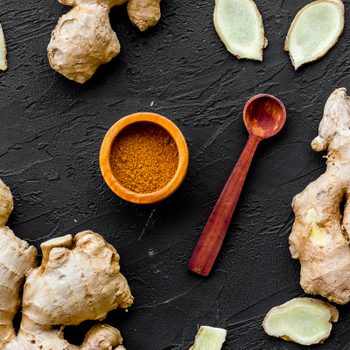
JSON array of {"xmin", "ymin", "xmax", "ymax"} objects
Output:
[
  {"xmin": 0, "ymin": 179, "xmax": 133, "ymax": 349},
  {"xmin": 214, "ymin": 0, "xmax": 267, "ymax": 61},
  {"xmin": 48, "ymin": 0, "xmax": 161, "ymax": 83},
  {"xmin": 189, "ymin": 326, "xmax": 227, "ymax": 350},
  {"xmin": 0, "ymin": 24, "xmax": 7, "ymax": 71},
  {"xmin": 263, "ymin": 298, "xmax": 338, "ymax": 345},
  {"xmin": 285, "ymin": 0, "xmax": 344, "ymax": 69},
  {"xmin": 290, "ymin": 88, "xmax": 350, "ymax": 305}
]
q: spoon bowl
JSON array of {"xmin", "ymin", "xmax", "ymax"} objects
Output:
[{"xmin": 243, "ymin": 94, "xmax": 286, "ymax": 138}]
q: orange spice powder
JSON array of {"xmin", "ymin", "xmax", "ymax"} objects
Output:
[{"xmin": 110, "ymin": 122, "xmax": 179, "ymax": 194}]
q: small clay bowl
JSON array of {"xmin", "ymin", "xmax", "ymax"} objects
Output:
[{"xmin": 100, "ymin": 112, "xmax": 189, "ymax": 204}]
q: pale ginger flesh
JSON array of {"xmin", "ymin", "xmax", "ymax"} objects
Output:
[
  {"xmin": 0, "ymin": 24, "xmax": 7, "ymax": 71},
  {"xmin": 290, "ymin": 88, "xmax": 350, "ymax": 304},
  {"xmin": 48, "ymin": 0, "xmax": 161, "ymax": 83},
  {"xmin": 284, "ymin": 0, "xmax": 344, "ymax": 69},
  {"xmin": 0, "ymin": 179, "xmax": 133, "ymax": 350},
  {"xmin": 263, "ymin": 298, "xmax": 338, "ymax": 345},
  {"xmin": 214, "ymin": 0, "xmax": 267, "ymax": 61},
  {"xmin": 189, "ymin": 326, "xmax": 227, "ymax": 350}
]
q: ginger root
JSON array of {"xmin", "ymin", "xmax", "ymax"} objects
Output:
[
  {"xmin": 263, "ymin": 298, "xmax": 338, "ymax": 345},
  {"xmin": 290, "ymin": 88, "xmax": 350, "ymax": 304},
  {"xmin": 48, "ymin": 0, "xmax": 161, "ymax": 84},
  {"xmin": 0, "ymin": 179, "xmax": 133, "ymax": 349}
]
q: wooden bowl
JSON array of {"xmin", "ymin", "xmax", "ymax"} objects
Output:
[{"xmin": 100, "ymin": 112, "xmax": 189, "ymax": 204}]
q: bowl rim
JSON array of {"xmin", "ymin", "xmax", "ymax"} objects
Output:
[{"xmin": 100, "ymin": 112, "xmax": 189, "ymax": 204}]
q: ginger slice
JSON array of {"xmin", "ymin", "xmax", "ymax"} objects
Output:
[
  {"xmin": 263, "ymin": 298, "xmax": 338, "ymax": 346},
  {"xmin": 285, "ymin": 0, "xmax": 344, "ymax": 69},
  {"xmin": 214, "ymin": 0, "xmax": 267, "ymax": 61},
  {"xmin": 189, "ymin": 326, "xmax": 227, "ymax": 350},
  {"xmin": 0, "ymin": 24, "xmax": 7, "ymax": 71}
]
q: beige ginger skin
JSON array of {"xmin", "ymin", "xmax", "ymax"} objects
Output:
[
  {"xmin": 0, "ymin": 179, "xmax": 133, "ymax": 349},
  {"xmin": 48, "ymin": 0, "xmax": 161, "ymax": 84},
  {"xmin": 290, "ymin": 88, "xmax": 350, "ymax": 304}
]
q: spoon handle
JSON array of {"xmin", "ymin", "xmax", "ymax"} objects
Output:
[{"xmin": 188, "ymin": 134, "xmax": 262, "ymax": 276}]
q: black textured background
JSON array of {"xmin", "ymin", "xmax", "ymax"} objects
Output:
[{"xmin": 1, "ymin": 0, "xmax": 350, "ymax": 349}]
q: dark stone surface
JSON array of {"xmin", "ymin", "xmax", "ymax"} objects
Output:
[{"xmin": 1, "ymin": 0, "xmax": 350, "ymax": 349}]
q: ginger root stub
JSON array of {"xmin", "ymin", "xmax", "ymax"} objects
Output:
[
  {"xmin": 290, "ymin": 88, "xmax": 350, "ymax": 304},
  {"xmin": 48, "ymin": 0, "xmax": 161, "ymax": 83}
]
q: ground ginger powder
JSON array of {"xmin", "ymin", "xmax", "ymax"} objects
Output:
[{"xmin": 110, "ymin": 122, "xmax": 179, "ymax": 194}]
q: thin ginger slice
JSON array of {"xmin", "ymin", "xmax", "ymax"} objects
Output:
[
  {"xmin": 285, "ymin": 0, "xmax": 344, "ymax": 69},
  {"xmin": 0, "ymin": 24, "xmax": 7, "ymax": 71},
  {"xmin": 189, "ymin": 326, "xmax": 227, "ymax": 350},
  {"xmin": 263, "ymin": 298, "xmax": 338, "ymax": 346},
  {"xmin": 214, "ymin": 0, "xmax": 267, "ymax": 61}
]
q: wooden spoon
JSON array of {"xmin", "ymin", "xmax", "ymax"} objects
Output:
[{"xmin": 188, "ymin": 94, "xmax": 286, "ymax": 276}]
